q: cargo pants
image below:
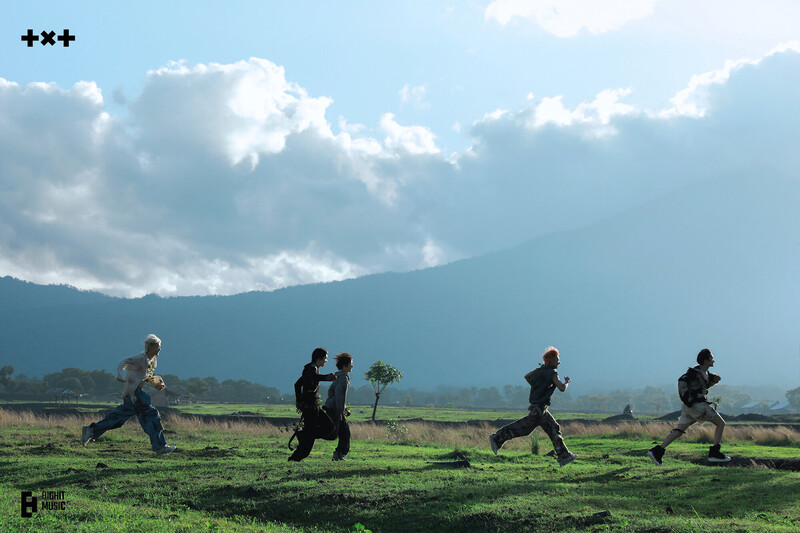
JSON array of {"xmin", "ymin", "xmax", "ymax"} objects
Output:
[{"xmin": 495, "ymin": 403, "xmax": 571, "ymax": 456}]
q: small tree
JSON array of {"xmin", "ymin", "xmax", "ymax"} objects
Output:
[
  {"xmin": 364, "ymin": 361, "xmax": 403, "ymax": 421},
  {"xmin": 787, "ymin": 386, "xmax": 800, "ymax": 410}
]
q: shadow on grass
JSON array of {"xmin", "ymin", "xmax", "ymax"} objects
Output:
[{"xmin": 7, "ymin": 443, "xmax": 800, "ymax": 533}]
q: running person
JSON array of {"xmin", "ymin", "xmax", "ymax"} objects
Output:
[
  {"xmin": 288, "ymin": 348, "xmax": 337, "ymax": 461},
  {"xmin": 489, "ymin": 346, "xmax": 577, "ymax": 466},
  {"xmin": 81, "ymin": 334, "xmax": 175, "ymax": 455},
  {"xmin": 648, "ymin": 348, "xmax": 731, "ymax": 466},
  {"xmin": 324, "ymin": 352, "xmax": 354, "ymax": 461}
]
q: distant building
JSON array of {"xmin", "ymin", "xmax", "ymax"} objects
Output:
[
  {"xmin": 47, "ymin": 388, "xmax": 79, "ymax": 405},
  {"xmin": 737, "ymin": 400, "xmax": 772, "ymax": 415},
  {"xmin": 151, "ymin": 386, "xmax": 191, "ymax": 406},
  {"xmin": 769, "ymin": 400, "xmax": 794, "ymax": 414}
]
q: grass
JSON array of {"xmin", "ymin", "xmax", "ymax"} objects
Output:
[
  {"xmin": 1, "ymin": 409, "xmax": 799, "ymax": 532},
  {"xmin": 1, "ymin": 400, "xmax": 622, "ymax": 422}
]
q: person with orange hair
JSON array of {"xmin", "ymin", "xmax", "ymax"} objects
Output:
[{"xmin": 489, "ymin": 346, "xmax": 577, "ymax": 466}]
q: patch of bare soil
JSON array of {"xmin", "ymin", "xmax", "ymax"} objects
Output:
[{"xmin": 693, "ymin": 456, "xmax": 800, "ymax": 471}]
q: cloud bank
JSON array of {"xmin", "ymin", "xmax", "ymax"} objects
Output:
[
  {"xmin": 1, "ymin": 46, "xmax": 798, "ymax": 297},
  {"xmin": 485, "ymin": 0, "xmax": 658, "ymax": 37}
]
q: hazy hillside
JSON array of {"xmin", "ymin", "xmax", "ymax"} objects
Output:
[{"xmin": 1, "ymin": 174, "xmax": 798, "ymax": 393}]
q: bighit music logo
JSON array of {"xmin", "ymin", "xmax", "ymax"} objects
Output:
[{"xmin": 21, "ymin": 490, "xmax": 67, "ymax": 517}]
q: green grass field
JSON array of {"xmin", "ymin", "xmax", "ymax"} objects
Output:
[
  {"xmin": 2, "ymin": 400, "xmax": 623, "ymax": 422},
  {"xmin": 1, "ymin": 408, "xmax": 799, "ymax": 532}
]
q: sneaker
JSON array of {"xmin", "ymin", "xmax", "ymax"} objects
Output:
[
  {"xmin": 557, "ymin": 453, "xmax": 577, "ymax": 466},
  {"xmin": 81, "ymin": 425, "xmax": 94, "ymax": 446},
  {"xmin": 155, "ymin": 444, "xmax": 176, "ymax": 456},
  {"xmin": 648, "ymin": 445, "xmax": 665, "ymax": 466},
  {"xmin": 708, "ymin": 444, "xmax": 731, "ymax": 463},
  {"xmin": 489, "ymin": 433, "xmax": 501, "ymax": 455}
]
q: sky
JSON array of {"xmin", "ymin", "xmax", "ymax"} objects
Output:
[{"xmin": 1, "ymin": 0, "xmax": 799, "ymax": 297}]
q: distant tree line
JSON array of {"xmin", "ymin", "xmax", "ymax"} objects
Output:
[
  {"xmin": 341, "ymin": 383, "xmax": 789, "ymax": 415},
  {"xmin": 0, "ymin": 366, "xmax": 282, "ymax": 404},
  {"xmin": 1, "ymin": 364, "xmax": 796, "ymax": 414}
]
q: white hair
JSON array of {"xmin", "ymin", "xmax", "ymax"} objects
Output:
[{"xmin": 143, "ymin": 334, "xmax": 161, "ymax": 347}]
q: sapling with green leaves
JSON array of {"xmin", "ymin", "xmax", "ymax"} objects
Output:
[{"xmin": 364, "ymin": 360, "xmax": 403, "ymax": 421}]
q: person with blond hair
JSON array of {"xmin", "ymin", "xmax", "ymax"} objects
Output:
[
  {"xmin": 81, "ymin": 334, "xmax": 175, "ymax": 455},
  {"xmin": 489, "ymin": 346, "xmax": 577, "ymax": 466}
]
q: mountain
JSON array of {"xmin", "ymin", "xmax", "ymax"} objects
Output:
[{"xmin": 1, "ymin": 174, "xmax": 798, "ymax": 393}]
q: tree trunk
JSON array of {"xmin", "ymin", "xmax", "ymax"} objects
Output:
[{"xmin": 371, "ymin": 393, "xmax": 381, "ymax": 421}]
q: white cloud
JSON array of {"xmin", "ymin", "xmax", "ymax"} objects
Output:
[
  {"xmin": 664, "ymin": 41, "xmax": 800, "ymax": 118},
  {"xmin": 1, "ymin": 47, "xmax": 799, "ymax": 297},
  {"xmin": 139, "ymin": 58, "xmax": 335, "ymax": 169},
  {"xmin": 380, "ymin": 113, "xmax": 440, "ymax": 155},
  {"xmin": 486, "ymin": 0, "xmax": 658, "ymax": 37},
  {"xmin": 399, "ymin": 83, "xmax": 428, "ymax": 108}
]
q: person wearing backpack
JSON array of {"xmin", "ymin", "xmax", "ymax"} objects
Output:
[
  {"xmin": 288, "ymin": 347, "xmax": 337, "ymax": 461},
  {"xmin": 648, "ymin": 348, "xmax": 731, "ymax": 466},
  {"xmin": 489, "ymin": 346, "xmax": 577, "ymax": 466},
  {"xmin": 323, "ymin": 352, "xmax": 354, "ymax": 461}
]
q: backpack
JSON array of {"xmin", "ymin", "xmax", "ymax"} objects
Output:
[{"xmin": 677, "ymin": 367, "xmax": 707, "ymax": 406}]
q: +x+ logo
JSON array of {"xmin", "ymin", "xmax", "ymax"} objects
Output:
[{"xmin": 21, "ymin": 29, "xmax": 76, "ymax": 47}]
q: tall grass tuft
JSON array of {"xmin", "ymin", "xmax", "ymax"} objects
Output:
[
  {"xmin": 2, "ymin": 409, "xmax": 798, "ymax": 448},
  {"xmin": 530, "ymin": 432, "xmax": 540, "ymax": 455}
]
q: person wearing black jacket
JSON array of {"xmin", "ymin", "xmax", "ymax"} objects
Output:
[
  {"xmin": 648, "ymin": 348, "xmax": 731, "ymax": 466},
  {"xmin": 288, "ymin": 347, "xmax": 337, "ymax": 461}
]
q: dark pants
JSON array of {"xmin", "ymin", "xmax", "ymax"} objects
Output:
[
  {"xmin": 90, "ymin": 388, "xmax": 167, "ymax": 451},
  {"xmin": 330, "ymin": 410, "xmax": 351, "ymax": 456},
  {"xmin": 495, "ymin": 403, "xmax": 570, "ymax": 456},
  {"xmin": 288, "ymin": 405, "xmax": 336, "ymax": 461}
]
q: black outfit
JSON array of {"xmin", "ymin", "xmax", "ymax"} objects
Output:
[{"xmin": 288, "ymin": 362, "xmax": 336, "ymax": 461}]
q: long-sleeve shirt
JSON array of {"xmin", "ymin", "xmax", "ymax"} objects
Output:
[
  {"xmin": 324, "ymin": 370, "xmax": 350, "ymax": 413},
  {"xmin": 116, "ymin": 352, "xmax": 156, "ymax": 398},
  {"xmin": 294, "ymin": 362, "xmax": 335, "ymax": 407}
]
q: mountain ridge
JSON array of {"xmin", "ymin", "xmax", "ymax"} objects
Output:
[{"xmin": 2, "ymin": 174, "xmax": 798, "ymax": 392}]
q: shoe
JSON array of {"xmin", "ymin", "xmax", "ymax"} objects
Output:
[
  {"xmin": 648, "ymin": 445, "xmax": 665, "ymax": 466},
  {"xmin": 557, "ymin": 453, "xmax": 577, "ymax": 466},
  {"xmin": 489, "ymin": 433, "xmax": 501, "ymax": 455},
  {"xmin": 81, "ymin": 425, "xmax": 94, "ymax": 446},
  {"xmin": 708, "ymin": 444, "xmax": 731, "ymax": 463},
  {"xmin": 155, "ymin": 444, "xmax": 176, "ymax": 456}
]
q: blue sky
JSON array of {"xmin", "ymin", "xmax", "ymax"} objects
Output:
[{"xmin": 1, "ymin": 1, "xmax": 799, "ymax": 296}]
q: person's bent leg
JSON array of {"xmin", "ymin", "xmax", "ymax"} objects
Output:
[
  {"xmin": 137, "ymin": 405, "xmax": 167, "ymax": 451},
  {"xmin": 495, "ymin": 409, "xmax": 542, "ymax": 448},
  {"xmin": 90, "ymin": 398, "xmax": 136, "ymax": 440},
  {"xmin": 132, "ymin": 389, "xmax": 168, "ymax": 451},
  {"xmin": 289, "ymin": 407, "xmax": 319, "ymax": 461},
  {"xmin": 540, "ymin": 409, "xmax": 575, "ymax": 465},
  {"xmin": 707, "ymin": 411, "xmax": 731, "ymax": 462},
  {"xmin": 711, "ymin": 413, "xmax": 726, "ymax": 446},
  {"xmin": 661, "ymin": 422, "xmax": 692, "ymax": 449}
]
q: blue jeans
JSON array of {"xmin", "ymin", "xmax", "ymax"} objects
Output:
[{"xmin": 90, "ymin": 388, "xmax": 167, "ymax": 451}]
